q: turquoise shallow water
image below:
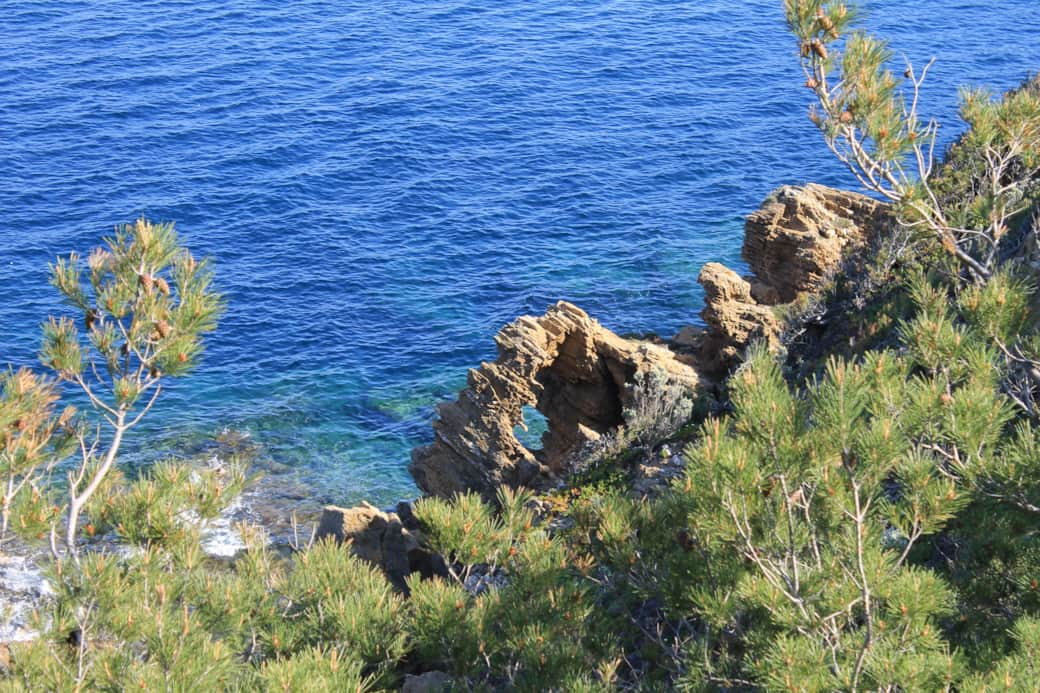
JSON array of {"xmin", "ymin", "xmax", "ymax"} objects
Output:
[{"xmin": 1, "ymin": 1, "xmax": 1038, "ymax": 508}]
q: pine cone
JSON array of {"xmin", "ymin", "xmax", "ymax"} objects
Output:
[
  {"xmin": 817, "ymin": 9, "xmax": 835, "ymax": 33},
  {"xmin": 155, "ymin": 276, "xmax": 170, "ymax": 296}
]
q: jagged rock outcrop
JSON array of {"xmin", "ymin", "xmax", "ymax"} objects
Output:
[
  {"xmin": 410, "ymin": 301, "xmax": 702, "ymax": 500},
  {"xmin": 743, "ymin": 183, "xmax": 890, "ymax": 302},
  {"xmin": 404, "ymin": 185, "xmax": 886, "ymax": 503},
  {"xmin": 697, "ymin": 262, "xmax": 782, "ymax": 372},
  {"xmin": 688, "ymin": 184, "xmax": 891, "ymax": 374}
]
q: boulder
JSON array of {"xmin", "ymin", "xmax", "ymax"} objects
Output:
[
  {"xmin": 743, "ymin": 183, "xmax": 889, "ymax": 302},
  {"xmin": 315, "ymin": 502, "xmax": 446, "ymax": 590},
  {"xmin": 671, "ymin": 324, "xmax": 704, "ymax": 349},
  {"xmin": 697, "ymin": 263, "xmax": 782, "ymax": 374},
  {"xmin": 410, "ymin": 301, "xmax": 702, "ymax": 500}
]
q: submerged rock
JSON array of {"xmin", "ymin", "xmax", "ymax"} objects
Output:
[{"xmin": 410, "ymin": 301, "xmax": 702, "ymax": 500}]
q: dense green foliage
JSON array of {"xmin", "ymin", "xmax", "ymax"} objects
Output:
[{"xmin": 1, "ymin": 4, "xmax": 1040, "ymax": 691}]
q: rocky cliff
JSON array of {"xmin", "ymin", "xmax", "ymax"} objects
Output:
[
  {"xmin": 743, "ymin": 183, "xmax": 890, "ymax": 301},
  {"xmin": 407, "ymin": 183, "xmax": 890, "ymax": 500},
  {"xmin": 322, "ymin": 183, "xmax": 890, "ymax": 584}
]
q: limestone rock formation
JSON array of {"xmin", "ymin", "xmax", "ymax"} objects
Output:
[
  {"xmin": 687, "ymin": 184, "xmax": 890, "ymax": 374},
  {"xmin": 742, "ymin": 183, "xmax": 890, "ymax": 302},
  {"xmin": 407, "ymin": 184, "xmax": 887, "ymax": 503},
  {"xmin": 697, "ymin": 262, "xmax": 782, "ymax": 372},
  {"xmin": 410, "ymin": 301, "xmax": 701, "ymax": 500}
]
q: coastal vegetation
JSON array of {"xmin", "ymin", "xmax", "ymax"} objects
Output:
[{"xmin": 1, "ymin": 1, "xmax": 1039, "ymax": 690}]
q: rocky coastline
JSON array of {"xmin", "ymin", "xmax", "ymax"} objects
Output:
[
  {"xmin": 0, "ymin": 182, "xmax": 892, "ymax": 646},
  {"xmin": 314, "ymin": 182, "xmax": 893, "ymax": 584}
]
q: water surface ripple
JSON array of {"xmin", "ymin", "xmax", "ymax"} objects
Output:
[{"xmin": 1, "ymin": 1, "xmax": 1037, "ymax": 506}]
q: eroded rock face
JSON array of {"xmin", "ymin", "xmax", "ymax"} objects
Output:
[
  {"xmin": 689, "ymin": 184, "xmax": 890, "ymax": 375},
  {"xmin": 697, "ymin": 262, "xmax": 782, "ymax": 372},
  {"xmin": 405, "ymin": 185, "xmax": 885, "ymax": 504},
  {"xmin": 410, "ymin": 301, "xmax": 701, "ymax": 500},
  {"xmin": 743, "ymin": 183, "xmax": 890, "ymax": 302}
]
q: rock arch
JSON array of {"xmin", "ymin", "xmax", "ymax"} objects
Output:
[{"xmin": 409, "ymin": 302, "xmax": 701, "ymax": 500}]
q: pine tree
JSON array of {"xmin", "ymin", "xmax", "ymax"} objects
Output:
[
  {"xmin": 0, "ymin": 368, "xmax": 75, "ymax": 542},
  {"xmin": 43, "ymin": 218, "xmax": 223, "ymax": 557},
  {"xmin": 785, "ymin": 0, "xmax": 1040, "ymax": 281}
]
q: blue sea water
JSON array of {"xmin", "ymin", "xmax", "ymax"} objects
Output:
[{"xmin": 1, "ymin": 1, "xmax": 1037, "ymax": 511}]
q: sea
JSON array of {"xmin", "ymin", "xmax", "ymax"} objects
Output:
[{"xmin": 1, "ymin": 0, "xmax": 1038, "ymax": 515}]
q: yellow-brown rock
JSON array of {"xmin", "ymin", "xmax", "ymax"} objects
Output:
[
  {"xmin": 315, "ymin": 501, "xmax": 449, "ymax": 590},
  {"xmin": 697, "ymin": 263, "xmax": 782, "ymax": 373},
  {"xmin": 686, "ymin": 184, "xmax": 891, "ymax": 375},
  {"xmin": 410, "ymin": 185, "xmax": 889, "ymax": 500},
  {"xmin": 410, "ymin": 301, "xmax": 701, "ymax": 500},
  {"xmin": 315, "ymin": 502, "xmax": 417, "ymax": 587},
  {"xmin": 743, "ymin": 183, "xmax": 889, "ymax": 302}
]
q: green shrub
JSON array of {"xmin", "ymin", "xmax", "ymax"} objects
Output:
[
  {"xmin": 282, "ymin": 538, "xmax": 407, "ymax": 679},
  {"xmin": 258, "ymin": 647, "xmax": 370, "ymax": 693}
]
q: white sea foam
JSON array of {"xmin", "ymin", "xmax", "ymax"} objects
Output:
[
  {"xmin": 0, "ymin": 554, "xmax": 51, "ymax": 642},
  {"xmin": 200, "ymin": 497, "xmax": 248, "ymax": 558}
]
